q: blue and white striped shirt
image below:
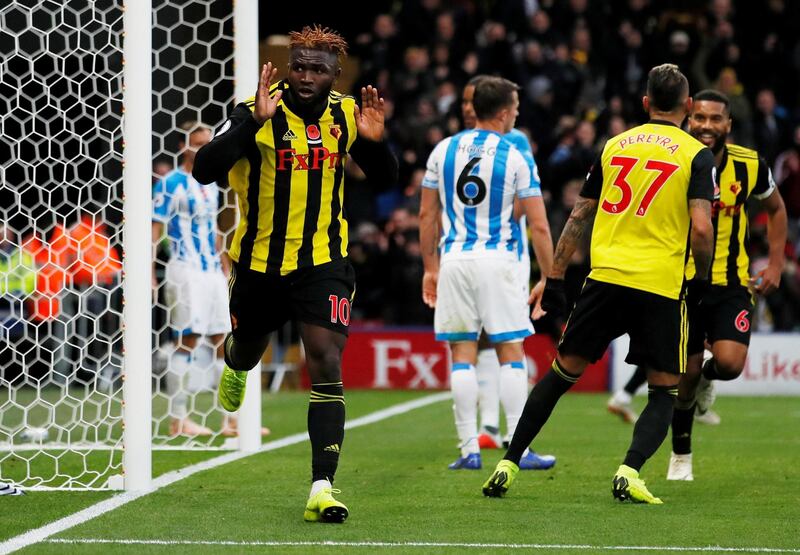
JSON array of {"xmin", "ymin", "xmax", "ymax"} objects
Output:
[
  {"xmin": 422, "ymin": 129, "xmax": 541, "ymax": 262},
  {"xmin": 153, "ymin": 169, "xmax": 221, "ymax": 272}
]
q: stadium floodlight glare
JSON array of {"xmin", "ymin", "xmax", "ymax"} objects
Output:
[{"xmin": 0, "ymin": 0, "xmax": 261, "ymax": 491}]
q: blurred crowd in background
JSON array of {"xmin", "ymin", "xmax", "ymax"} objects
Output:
[
  {"xmin": 347, "ymin": 0, "xmax": 800, "ymax": 331},
  {"xmin": 169, "ymin": 0, "xmax": 800, "ymax": 330}
]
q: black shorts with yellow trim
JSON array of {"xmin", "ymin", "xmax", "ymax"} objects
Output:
[
  {"xmin": 228, "ymin": 257, "xmax": 356, "ymax": 340},
  {"xmin": 687, "ymin": 284, "xmax": 753, "ymax": 356},
  {"xmin": 557, "ymin": 278, "xmax": 687, "ymax": 374}
]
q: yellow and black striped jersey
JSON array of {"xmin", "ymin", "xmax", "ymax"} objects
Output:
[
  {"xmin": 581, "ymin": 120, "xmax": 715, "ymax": 300},
  {"xmin": 685, "ymin": 144, "xmax": 776, "ymax": 286},
  {"xmin": 193, "ymin": 80, "xmax": 398, "ymax": 275}
]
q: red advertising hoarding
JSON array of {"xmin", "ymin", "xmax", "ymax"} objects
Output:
[{"xmin": 318, "ymin": 328, "xmax": 610, "ymax": 391}]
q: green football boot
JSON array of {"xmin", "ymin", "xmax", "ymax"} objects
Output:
[
  {"xmin": 304, "ymin": 487, "xmax": 349, "ymax": 523},
  {"xmin": 612, "ymin": 464, "xmax": 663, "ymax": 504},
  {"xmin": 482, "ymin": 459, "xmax": 519, "ymax": 497},
  {"xmin": 218, "ymin": 365, "xmax": 248, "ymax": 412}
]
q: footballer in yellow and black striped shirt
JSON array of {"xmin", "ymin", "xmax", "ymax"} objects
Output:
[
  {"xmin": 668, "ymin": 89, "xmax": 787, "ymax": 471},
  {"xmin": 484, "ymin": 65, "xmax": 715, "ymax": 504},
  {"xmin": 193, "ymin": 25, "xmax": 397, "ymax": 522}
]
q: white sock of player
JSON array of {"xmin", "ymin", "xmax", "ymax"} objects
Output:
[
  {"xmin": 475, "ymin": 348, "xmax": 500, "ymax": 433},
  {"xmin": 310, "ymin": 478, "xmax": 332, "ymax": 498},
  {"xmin": 500, "ymin": 360, "xmax": 528, "ymax": 439},
  {"xmin": 187, "ymin": 343, "xmax": 213, "ymax": 393},
  {"xmin": 611, "ymin": 389, "xmax": 633, "ymax": 405},
  {"xmin": 451, "ymin": 363, "xmax": 479, "ymax": 456},
  {"xmin": 167, "ymin": 350, "xmax": 191, "ymax": 419}
]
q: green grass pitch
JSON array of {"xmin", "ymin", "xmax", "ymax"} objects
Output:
[{"xmin": 2, "ymin": 390, "xmax": 799, "ymax": 554}]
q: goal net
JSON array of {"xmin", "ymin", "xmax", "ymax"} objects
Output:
[{"xmin": 0, "ymin": 0, "xmax": 242, "ymax": 491}]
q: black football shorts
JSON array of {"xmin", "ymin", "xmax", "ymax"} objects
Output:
[
  {"xmin": 686, "ymin": 284, "xmax": 753, "ymax": 356},
  {"xmin": 558, "ymin": 278, "xmax": 687, "ymax": 374},
  {"xmin": 228, "ymin": 257, "xmax": 356, "ymax": 340}
]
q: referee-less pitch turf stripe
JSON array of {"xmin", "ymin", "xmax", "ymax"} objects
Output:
[
  {"xmin": 0, "ymin": 392, "xmax": 451, "ymax": 555},
  {"xmin": 42, "ymin": 539, "xmax": 800, "ymax": 553}
]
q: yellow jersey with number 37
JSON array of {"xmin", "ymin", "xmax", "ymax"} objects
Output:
[{"xmin": 580, "ymin": 120, "xmax": 715, "ymax": 300}]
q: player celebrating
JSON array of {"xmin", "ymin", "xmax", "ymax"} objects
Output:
[
  {"xmin": 420, "ymin": 76, "xmax": 555, "ymax": 470},
  {"xmin": 667, "ymin": 89, "xmax": 787, "ymax": 481},
  {"xmin": 193, "ymin": 25, "xmax": 397, "ymax": 523},
  {"xmin": 461, "ymin": 76, "xmax": 555, "ymax": 470},
  {"xmin": 482, "ymin": 64, "xmax": 715, "ymax": 504}
]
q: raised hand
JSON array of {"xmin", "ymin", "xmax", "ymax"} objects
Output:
[
  {"xmin": 354, "ymin": 85, "xmax": 385, "ymax": 141},
  {"xmin": 253, "ymin": 62, "xmax": 282, "ymax": 125}
]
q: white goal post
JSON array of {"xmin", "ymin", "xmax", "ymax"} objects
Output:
[{"xmin": 122, "ymin": 0, "xmax": 153, "ymax": 493}]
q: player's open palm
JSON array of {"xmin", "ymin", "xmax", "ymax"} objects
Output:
[
  {"xmin": 422, "ymin": 271, "xmax": 438, "ymax": 308},
  {"xmin": 354, "ymin": 85, "xmax": 385, "ymax": 141},
  {"xmin": 253, "ymin": 62, "xmax": 282, "ymax": 125}
]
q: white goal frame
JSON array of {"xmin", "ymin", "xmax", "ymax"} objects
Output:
[{"xmin": 120, "ymin": 0, "xmax": 261, "ymax": 492}]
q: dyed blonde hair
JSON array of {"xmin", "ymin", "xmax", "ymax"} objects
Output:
[{"xmin": 288, "ymin": 24, "xmax": 348, "ymax": 61}]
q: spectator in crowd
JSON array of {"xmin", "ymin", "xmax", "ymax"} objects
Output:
[
  {"xmin": 353, "ymin": 14, "xmax": 402, "ymax": 82},
  {"xmin": 775, "ymin": 125, "xmax": 800, "ymax": 250},
  {"xmin": 348, "ymin": 223, "xmax": 389, "ymax": 322},
  {"xmin": 714, "ymin": 68, "xmax": 753, "ymax": 146},
  {"xmin": 754, "ymin": 88, "xmax": 791, "ymax": 166}
]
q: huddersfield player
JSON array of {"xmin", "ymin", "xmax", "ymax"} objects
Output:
[
  {"xmin": 667, "ymin": 90, "xmax": 787, "ymax": 481},
  {"xmin": 193, "ymin": 25, "xmax": 397, "ymax": 523},
  {"xmin": 152, "ymin": 122, "xmax": 231, "ymax": 438},
  {"xmin": 420, "ymin": 76, "xmax": 555, "ymax": 470},
  {"xmin": 461, "ymin": 76, "xmax": 556, "ymax": 470},
  {"xmin": 483, "ymin": 64, "xmax": 715, "ymax": 503}
]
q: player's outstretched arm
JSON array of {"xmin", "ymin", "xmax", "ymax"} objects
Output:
[
  {"xmin": 551, "ymin": 196, "xmax": 597, "ymax": 279},
  {"xmin": 193, "ymin": 63, "xmax": 281, "ymax": 184},
  {"xmin": 534, "ymin": 196, "xmax": 597, "ymax": 319},
  {"xmin": 520, "ymin": 196, "xmax": 554, "ymax": 317},
  {"xmin": 751, "ymin": 190, "xmax": 787, "ymax": 295},
  {"xmin": 419, "ymin": 187, "xmax": 442, "ymax": 308},
  {"xmin": 522, "ymin": 196, "xmax": 554, "ymax": 278}
]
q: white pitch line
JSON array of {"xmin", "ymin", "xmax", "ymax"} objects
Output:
[
  {"xmin": 0, "ymin": 392, "xmax": 450, "ymax": 555},
  {"xmin": 41, "ymin": 539, "xmax": 800, "ymax": 553}
]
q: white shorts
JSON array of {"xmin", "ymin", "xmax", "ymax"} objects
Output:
[
  {"xmin": 164, "ymin": 261, "xmax": 231, "ymax": 337},
  {"xmin": 518, "ymin": 255, "xmax": 531, "ymax": 295},
  {"xmin": 434, "ymin": 257, "xmax": 533, "ymax": 344}
]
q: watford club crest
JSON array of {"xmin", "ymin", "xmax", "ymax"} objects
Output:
[
  {"xmin": 329, "ymin": 123, "xmax": 341, "ymax": 140},
  {"xmin": 729, "ymin": 181, "xmax": 742, "ymax": 196}
]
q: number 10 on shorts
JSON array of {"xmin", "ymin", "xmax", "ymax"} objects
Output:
[{"xmin": 329, "ymin": 295, "xmax": 351, "ymax": 326}]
